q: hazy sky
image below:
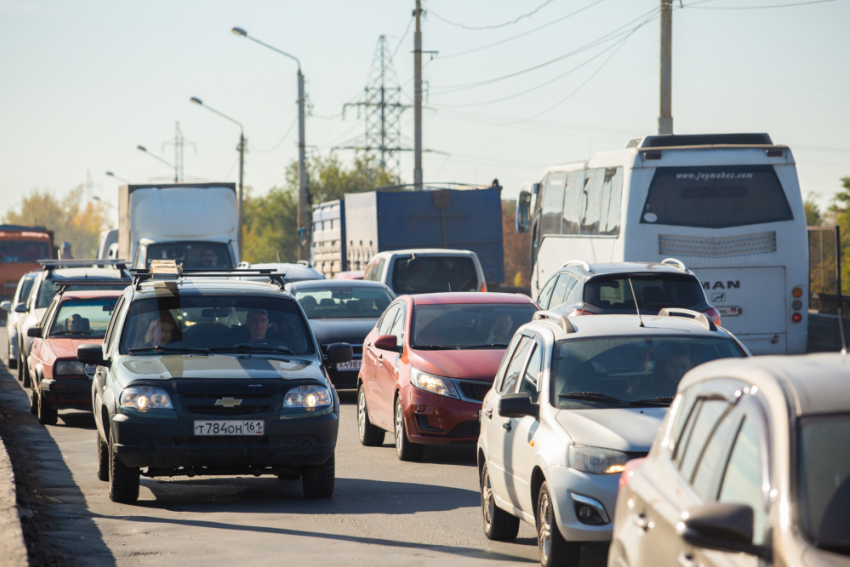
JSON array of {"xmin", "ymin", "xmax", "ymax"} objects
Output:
[{"xmin": 1, "ymin": 0, "xmax": 848, "ymax": 226}]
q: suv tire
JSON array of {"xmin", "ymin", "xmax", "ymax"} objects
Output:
[
  {"xmin": 96, "ymin": 434, "xmax": 109, "ymax": 482},
  {"xmin": 37, "ymin": 391, "xmax": 58, "ymax": 426},
  {"xmin": 537, "ymin": 482, "xmax": 580, "ymax": 567},
  {"xmin": 17, "ymin": 350, "xmax": 27, "ymax": 385},
  {"xmin": 481, "ymin": 462, "xmax": 520, "ymax": 541},
  {"xmin": 8, "ymin": 344, "xmax": 17, "ymax": 369},
  {"xmin": 109, "ymin": 435, "xmax": 140, "ymax": 503},
  {"xmin": 394, "ymin": 396, "xmax": 424, "ymax": 462},
  {"xmin": 357, "ymin": 385, "xmax": 385, "ymax": 447},
  {"xmin": 302, "ymin": 453, "xmax": 335, "ymax": 498}
]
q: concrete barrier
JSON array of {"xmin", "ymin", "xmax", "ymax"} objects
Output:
[
  {"xmin": 0, "ymin": 429, "xmax": 28, "ymax": 567},
  {"xmin": 808, "ymin": 311, "xmax": 850, "ymax": 353}
]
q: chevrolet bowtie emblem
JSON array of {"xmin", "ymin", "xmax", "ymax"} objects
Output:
[{"xmin": 215, "ymin": 397, "xmax": 243, "ymax": 407}]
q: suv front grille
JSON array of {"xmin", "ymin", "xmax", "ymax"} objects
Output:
[{"xmin": 186, "ymin": 405, "xmax": 272, "ymax": 416}]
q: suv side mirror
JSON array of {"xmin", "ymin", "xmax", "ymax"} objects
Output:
[
  {"xmin": 325, "ymin": 343, "xmax": 353, "ymax": 364},
  {"xmin": 77, "ymin": 343, "xmax": 109, "ymax": 367},
  {"xmin": 374, "ymin": 334, "xmax": 401, "ymax": 353},
  {"xmin": 14, "ymin": 303, "xmax": 28, "ymax": 313},
  {"xmin": 678, "ymin": 503, "xmax": 771, "ymax": 561},
  {"xmin": 516, "ymin": 190, "xmax": 532, "ymax": 234},
  {"xmin": 27, "ymin": 326, "xmax": 42, "ymax": 338},
  {"xmin": 499, "ymin": 392, "xmax": 539, "ymax": 419},
  {"xmin": 0, "ymin": 301, "xmax": 10, "ymax": 312}
]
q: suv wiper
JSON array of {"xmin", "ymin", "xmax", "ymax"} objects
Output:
[
  {"xmin": 128, "ymin": 346, "xmax": 210, "ymax": 354},
  {"xmin": 208, "ymin": 343, "xmax": 294, "ymax": 354},
  {"xmin": 558, "ymin": 392, "xmax": 624, "ymax": 404}
]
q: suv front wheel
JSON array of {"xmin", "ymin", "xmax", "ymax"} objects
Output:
[
  {"xmin": 537, "ymin": 482, "xmax": 580, "ymax": 567},
  {"xmin": 302, "ymin": 453, "xmax": 335, "ymax": 498},
  {"xmin": 481, "ymin": 462, "xmax": 519, "ymax": 541},
  {"xmin": 109, "ymin": 434, "xmax": 140, "ymax": 503}
]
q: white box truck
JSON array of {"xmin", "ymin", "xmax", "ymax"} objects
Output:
[{"xmin": 118, "ymin": 183, "xmax": 239, "ymax": 269}]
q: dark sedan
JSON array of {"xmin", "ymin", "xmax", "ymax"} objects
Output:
[{"xmin": 286, "ymin": 280, "xmax": 395, "ymax": 389}]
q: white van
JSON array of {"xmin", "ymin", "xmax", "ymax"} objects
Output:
[
  {"xmin": 362, "ymin": 249, "xmax": 487, "ymax": 295},
  {"xmin": 515, "ymin": 133, "xmax": 808, "ymax": 355}
]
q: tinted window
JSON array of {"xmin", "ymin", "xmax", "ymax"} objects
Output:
[
  {"xmin": 519, "ymin": 343, "xmax": 542, "ymax": 403},
  {"xmin": 17, "ymin": 277, "xmax": 35, "ymax": 305},
  {"xmin": 719, "ymin": 418, "xmax": 767, "ymax": 544},
  {"xmin": 37, "ymin": 280, "xmax": 129, "ymax": 309},
  {"xmin": 541, "ymin": 172, "xmax": 566, "ymax": 237},
  {"xmin": 392, "ymin": 256, "xmax": 478, "ymax": 294},
  {"xmin": 501, "ymin": 337, "xmax": 533, "ymax": 394},
  {"xmin": 599, "ymin": 167, "xmax": 623, "ymax": 236},
  {"xmin": 641, "ymin": 165, "xmax": 794, "ymax": 228},
  {"xmin": 678, "ymin": 400, "xmax": 731, "ymax": 481},
  {"xmin": 495, "ymin": 334, "xmax": 523, "ymax": 392},
  {"xmin": 584, "ymin": 274, "xmax": 706, "ymax": 312},
  {"xmin": 563, "ymin": 277, "xmax": 581, "ymax": 305},
  {"xmin": 580, "ymin": 169, "xmax": 604, "ymax": 235},
  {"xmin": 551, "ymin": 339, "xmax": 744, "ymax": 409},
  {"xmin": 412, "ymin": 304, "xmax": 537, "ymax": 350},
  {"xmin": 49, "ymin": 298, "xmax": 118, "ymax": 338},
  {"xmin": 144, "ymin": 242, "xmax": 233, "ymax": 270},
  {"xmin": 0, "ymin": 240, "xmax": 50, "ymax": 263},
  {"xmin": 561, "ymin": 171, "xmax": 584, "ymax": 235},
  {"xmin": 294, "ymin": 286, "xmax": 393, "ymax": 319},
  {"xmin": 690, "ymin": 409, "xmax": 740, "ymax": 499},
  {"xmin": 377, "ymin": 304, "xmax": 400, "ymax": 336},
  {"xmin": 389, "ymin": 306, "xmax": 405, "ymax": 342}
]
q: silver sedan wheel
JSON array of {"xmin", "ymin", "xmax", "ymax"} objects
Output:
[
  {"xmin": 538, "ymin": 490, "xmax": 554, "ymax": 565},
  {"xmin": 358, "ymin": 390, "xmax": 367, "ymax": 440}
]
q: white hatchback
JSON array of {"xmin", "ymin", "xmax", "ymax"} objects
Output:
[
  {"xmin": 477, "ymin": 309, "xmax": 750, "ymax": 567},
  {"xmin": 361, "ymin": 248, "xmax": 487, "ymax": 296}
]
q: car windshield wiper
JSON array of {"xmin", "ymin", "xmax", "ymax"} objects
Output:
[
  {"xmin": 558, "ymin": 392, "xmax": 624, "ymax": 404},
  {"xmin": 454, "ymin": 343, "xmax": 510, "ymax": 350},
  {"xmin": 208, "ymin": 343, "xmax": 294, "ymax": 354},
  {"xmin": 128, "ymin": 346, "xmax": 210, "ymax": 354},
  {"xmin": 634, "ymin": 396, "xmax": 675, "ymax": 405},
  {"xmin": 50, "ymin": 331, "xmax": 97, "ymax": 336}
]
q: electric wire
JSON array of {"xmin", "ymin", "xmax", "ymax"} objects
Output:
[
  {"xmin": 391, "ymin": 16, "xmax": 415, "ymax": 62},
  {"xmin": 428, "ymin": 0, "xmax": 561, "ymax": 30},
  {"xmin": 249, "ymin": 116, "xmax": 298, "ymax": 153}
]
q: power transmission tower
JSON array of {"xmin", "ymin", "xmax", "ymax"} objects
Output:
[
  {"xmin": 334, "ymin": 36, "xmax": 412, "ymax": 180},
  {"xmin": 162, "ymin": 122, "xmax": 196, "ymax": 182}
]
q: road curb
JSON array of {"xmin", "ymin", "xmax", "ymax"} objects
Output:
[{"xmin": 0, "ymin": 413, "xmax": 28, "ymax": 567}]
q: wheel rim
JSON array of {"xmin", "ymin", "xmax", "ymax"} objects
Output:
[
  {"xmin": 395, "ymin": 402, "xmax": 403, "ymax": 453},
  {"xmin": 539, "ymin": 491, "xmax": 553, "ymax": 564},
  {"xmin": 358, "ymin": 390, "xmax": 367, "ymax": 439},
  {"xmin": 482, "ymin": 469, "xmax": 494, "ymax": 529}
]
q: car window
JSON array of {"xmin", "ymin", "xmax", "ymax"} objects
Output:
[
  {"xmin": 677, "ymin": 399, "xmax": 732, "ymax": 482},
  {"xmin": 144, "ymin": 242, "xmax": 233, "ymax": 269},
  {"xmin": 494, "ymin": 334, "xmax": 523, "ymax": 392},
  {"xmin": 17, "ymin": 277, "xmax": 35, "ymax": 305},
  {"xmin": 580, "ymin": 168, "xmax": 604, "ymax": 235},
  {"xmin": 392, "ymin": 256, "xmax": 478, "ymax": 294},
  {"xmin": 49, "ymin": 298, "xmax": 119, "ymax": 338},
  {"xmin": 718, "ymin": 417, "xmax": 767, "ymax": 544},
  {"xmin": 501, "ymin": 337, "xmax": 533, "ymax": 394},
  {"xmin": 536, "ymin": 275, "xmax": 558, "ymax": 309},
  {"xmin": 563, "ymin": 277, "xmax": 581, "ymax": 305},
  {"xmin": 549, "ymin": 274, "xmax": 572, "ymax": 309},
  {"xmin": 294, "ymin": 286, "xmax": 393, "ymax": 319},
  {"xmin": 377, "ymin": 304, "xmax": 400, "ymax": 336},
  {"xmin": 584, "ymin": 274, "xmax": 705, "ymax": 312},
  {"xmin": 104, "ymin": 296, "xmax": 126, "ymax": 354},
  {"xmin": 411, "ymin": 303, "xmax": 538, "ymax": 350},
  {"xmin": 668, "ymin": 387, "xmax": 699, "ymax": 457},
  {"xmin": 690, "ymin": 408, "xmax": 741, "ymax": 499},
  {"xmin": 518, "ymin": 342, "xmax": 542, "ymax": 403},
  {"xmin": 389, "ymin": 305, "xmax": 405, "ymax": 342},
  {"xmin": 40, "ymin": 297, "xmax": 60, "ymax": 329}
]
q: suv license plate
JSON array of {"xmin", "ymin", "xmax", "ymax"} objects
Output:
[
  {"xmin": 194, "ymin": 420, "xmax": 264, "ymax": 436},
  {"xmin": 337, "ymin": 360, "xmax": 361, "ymax": 371}
]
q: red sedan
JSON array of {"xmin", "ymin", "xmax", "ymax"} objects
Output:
[
  {"xmin": 356, "ymin": 292, "xmax": 538, "ymax": 461},
  {"xmin": 27, "ymin": 290, "xmax": 122, "ymax": 425}
]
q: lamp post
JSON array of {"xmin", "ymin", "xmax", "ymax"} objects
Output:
[
  {"xmin": 231, "ymin": 26, "xmax": 310, "ymax": 262},
  {"xmin": 105, "ymin": 171, "xmax": 131, "ymax": 184},
  {"xmin": 190, "ymin": 97, "xmax": 245, "ymax": 260},
  {"xmin": 137, "ymin": 145, "xmax": 178, "ymax": 182}
]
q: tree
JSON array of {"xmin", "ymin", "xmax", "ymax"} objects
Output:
[
  {"xmin": 501, "ymin": 200, "xmax": 531, "ymax": 290},
  {"xmin": 804, "ymin": 193, "xmax": 823, "ymax": 227},
  {"xmin": 829, "ymin": 176, "xmax": 850, "ymax": 295},
  {"xmin": 3, "ymin": 186, "xmax": 110, "ymax": 258}
]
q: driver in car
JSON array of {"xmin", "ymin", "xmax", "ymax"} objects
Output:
[
  {"xmin": 246, "ymin": 309, "xmax": 271, "ymax": 342},
  {"xmin": 487, "ymin": 310, "xmax": 514, "ymax": 345},
  {"xmin": 65, "ymin": 314, "xmax": 86, "ymax": 333}
]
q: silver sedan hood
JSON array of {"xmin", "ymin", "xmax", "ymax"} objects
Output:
[{"xmin": 554, "ymin": 407, "xmax": 667, "ymax": 453}]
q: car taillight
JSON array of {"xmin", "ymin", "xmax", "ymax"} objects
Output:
[
  {"xmin": 619, "ymin": 457, "xmax": 646, "ymax": 490},
  {"xmin": 480, "ymin": 282, "xmax": 487, "ymax": 292},
  {"xmin": 568, "ymin": 310, "xmax": 594, "ymax": 317},
  {"xmin": 703, "ymin": 307, "xmax": 721, "ymax": 327}
]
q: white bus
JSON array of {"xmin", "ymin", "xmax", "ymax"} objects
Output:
[{"xmin": 515, "ymin": 133, "xmax": 808, "ymax": 355}]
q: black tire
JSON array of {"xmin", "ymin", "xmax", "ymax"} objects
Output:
[
  {"xmin": 301, "ymin": 453, "xmax": 335, "ymax": 498},
  {"xmin": 537, "ymin": 482, "xmax": 580, "ymax": 567},
  {"xmin": 109, "ymin": 434, "xmax": 140, "ymax": 503},
  {"xmin": 17, "ymin": 350, "xmax": 26, "ymax": 384},
  {"xmin": 8, "ymin": 344, "xmax": 17, "ymax": 369},
  {"xmin": 394, "ymin": 396, "xmax": 424, "ymax": 462},
  {"xmin": 357, "ymin": 384, "xmax": 385, "ymax": 447},
  {"xmin": 481, "ymin": 462, "xmax": 520, "ymax": 541},
  {"xmin": 96, "ymin": 434, "xmax": 109, "ymax": 482},
  {"xmin": 37, "ymin": 391, "xmax": 58, "ymax": 426},
  {"xmin": 30, "ymin": 385, "xmax": 38, "ymax": 415}
]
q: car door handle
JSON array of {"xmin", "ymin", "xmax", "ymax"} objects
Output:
[
  {"xmin": 485, "ymin": 408, "xmax": 493, "ymax": 419},
  {"xmin": 633, "ymin": 514, "xmax": 650, "ymax": 531},
  {"xmin": 677, "ymin": 553, "xmax": 697, "ymax": 567},
  {"xmin": 377, "ymin": 353, "xmax": 383, "ymax": 360},
  {"xmin": 502, "ymin": 421, "xmax": 512, "ymax": 432}
]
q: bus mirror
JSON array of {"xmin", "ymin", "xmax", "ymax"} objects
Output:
[{"xmin": 516, "ymin": 190, "xmax": 532, "ymax": 234}]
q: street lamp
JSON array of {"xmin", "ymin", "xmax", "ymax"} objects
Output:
[
  {"xmin": 92, "ymin": 195, "xmax": 117, "ymax": 209},
  {"xmin": 137, "ymin": 145, "xmax": 178, "ymax": 182},
  {"xmin": 190, "ymin": 96, "xmax": 245, "ymax": 260},
  {"xmin": 105, "ymin": 171, "xmax": 131, "ymax": 184},
  {"xmin": 231, "ymin": 26, "xmax": 310, "ymax": 262}
]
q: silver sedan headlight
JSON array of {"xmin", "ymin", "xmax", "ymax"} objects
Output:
[
  {"xmin": 568, "ymin": 445, "xmax": 630, "ymax": 475},
  {"xmin": 55, "ymin": 360, "xmax": 86, "ymax": 376},
  {"xmin": 410, "ymin": 368, "xmax": 459, "ymax": 399}
]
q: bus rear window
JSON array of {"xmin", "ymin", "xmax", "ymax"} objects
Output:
[{"xmin": 641, "ymin": 165, "xmax": 793, "ymax": 229}]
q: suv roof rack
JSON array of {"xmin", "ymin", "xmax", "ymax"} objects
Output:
[
  {"xmin": 39, "ymin": 259, "xmax": 128, "ymax": 272},
  {"xmin": 131, "ymin": 267, "xmax": 287, "ymax": 290},
  {"xmin": 56, "ymin": 281, "xmax": 130, "ymax": 294},
  {"xmin": 660, "ymin": 258, "xmax": 688, "ymax": 271},
  {"xmin": 562, "ymin": 260, "xmax": 593, "ymax": 273},
  {"xmin": 533, "ymin": 310, "xmax": 577, "ymax": 334},
  {"xmin": 657, "ymin": 308, "xmax": 716, "ymax": 331}
]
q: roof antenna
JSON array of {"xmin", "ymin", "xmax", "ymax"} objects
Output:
[
  {"xmin": 839, "ymin": 304, "xmax": 847, "ymax": 356},
  {"xmin": 628, "ymin": 278, "xmax": 645, "ymax": 328}
]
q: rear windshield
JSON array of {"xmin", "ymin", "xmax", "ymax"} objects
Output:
[
  {"xmin": 552, "ymin": 336, "xmax": 745, "ymax": 408},
  {"xmin": 119, "ymin": 295, "xmax": 314, "ymax": 356},
  {"xmin": 295, "ymin": 286, "xmax": 393, "ymax": 319},
  {"xmin": 392, "ymin": 256, "xmax": 478, "ymax": 294},
  {"xmin": 412, "ymin": 303, "xmax": 538, "ymax": 349},
  {"xmin": 143, "ymin": 242, "xmax": 233, "ymax": 270},
  {"xmin": 36, "ymin": 281, "xmax": 128, "ymax": 309},
  {"xmin": 641, "ymin": 165, "xmax": 794, "ymax": 229},
  {"xmin": 50, "ymin": 298, "xmax": 118, "ymax": 338},
  {"xmin": 584, "ymin": 274, "xmax": 706, "ymax": 311},
  {"xmin": 0, "ymin": 240, "xmax": 50, "ymax": 264}
]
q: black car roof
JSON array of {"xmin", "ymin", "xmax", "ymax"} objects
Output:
[{"xmin": 134, "ymin": 278, "xmax": 294, "ymax": 300}]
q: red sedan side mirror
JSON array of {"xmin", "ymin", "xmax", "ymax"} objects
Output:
[{"xmin": 374, "ymin": 334, "xmax": 400, "ymax": 352}]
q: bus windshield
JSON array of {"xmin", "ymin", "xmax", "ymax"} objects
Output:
[
  {"xmin": 641, "ymin": 165, "xmax": 793, "ymax": 229},
  {"xmin": 0, "ymin": 240, "xmax": 50, "ymax": 263}
]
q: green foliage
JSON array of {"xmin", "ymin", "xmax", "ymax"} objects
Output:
[
  {"xmin": 3, "ymin": 186, "xmax": 109, "ymax": 258},
  {"xmin": 831, "ymin": 177, "xmax": 850, "ymax": 295},
  {"xmin": 804, "ymin": 193, "xmax": 823, "ymax": 227}
]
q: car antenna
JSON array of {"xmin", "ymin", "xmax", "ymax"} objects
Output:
[
  {"xmin": 628, "ymin": 278, "xmax": 645, "ymax": 328},
  {"xmin": 839, "ymin": 304, "xmax": 847, "ymax": 356}
]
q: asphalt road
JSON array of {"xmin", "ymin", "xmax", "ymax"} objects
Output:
[{"xmin": 0, "ymin": 329, "xmax": 608, "ymax": 567}]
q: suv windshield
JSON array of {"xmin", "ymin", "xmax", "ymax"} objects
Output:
[
  {"xmin": 412, "ymin": 304, "xmax": 537, "ymax": 349},
  {"xmin": 552, "ymin": 336, "xmax": 745, "ymax": 408},
  {"xmin": 119, "ymin": 295, "xmax": 314, "ymax": 356},
  {"xmin": 50, "ymin": 298, "xmax": 118, "ymax": 338},
  {"xmin": 392, "ymin": 256, "xmax": 478, "ymax": 294},
  {"xmin": 36, "ymin": 280, "xmax": 129, "ymax": 309},
  {"xmin": 294, "ymin": 287, "xmax": 393, "ymax": 319},
  {"xmin": 798, "ymin": 413, "xmax": 850, "ymax": 555},
  {"xmin": 144, "ymin": 242, "xmax": 233, "ymax": 270},
  {"xmin": 584, "ymin": 274, "xmax": 705, "ymax": 311}
]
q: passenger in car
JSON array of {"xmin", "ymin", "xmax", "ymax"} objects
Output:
[
  {"xmin": 65, "ymin": 314, "xmax": 87, "ymax": 333},
  {"xmin": 144, "ymin": 314, "xmax": 176, "ymax": 347}
]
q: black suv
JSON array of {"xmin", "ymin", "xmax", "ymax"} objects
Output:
[
  {"xmin": 79, "ymin": 266, "xmax": 352, "ymax": 503},
  {"xmin": 535, "ymin": 259, "xmax": 721, "ymax": 325}
]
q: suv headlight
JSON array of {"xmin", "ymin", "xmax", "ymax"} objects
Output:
[
  {"xmin": 285, "ymin": 385, "xmax": 331, "ymax": 408},
  {"xmin": 410, "ymin": 368, "xmax": 459, "ymax": 399},
  {"xmin": 120, "ymin": 386, "xmax": 173, "ymax": 411},
  {"xmin": 568, "ymin": 445, "xmax": 629, "ymax": 475},
  {"xmin": 55, "ymin": 360, "xmax": 86, "ymax": 376}
]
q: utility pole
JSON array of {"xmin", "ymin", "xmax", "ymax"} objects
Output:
[
  {"xmin": 238, "ymin": 132, "xmax": 245, "ymax": 260},
  {"xmin": 658, "ymin": 0, "xmax": 673, "ymax": 135},
  {"xmin": 413, "ymin": 0, "xmax": 423, "ymax": 190},
  {"xmin": 297, "ymin": 69, "xmax": 310, "ymax": 262}
]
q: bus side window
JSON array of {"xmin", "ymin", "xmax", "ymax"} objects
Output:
[
  {"xmin": 540, "ymin": 172, "xmax": 567, "ymax": 237},
  {"xmin": 562, "ymin": 171, "xmax": 584, "ymax": 235},
  {"xmin": 600, "ymin": 167, "xmax": 624, "ymax": 236},
  {"xmin": 580, "ymin": 169, "xmax": 604, "ymax": 235}
]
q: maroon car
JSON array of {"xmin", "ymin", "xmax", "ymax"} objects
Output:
[{"xmin": 356, "ymin": 292, "xmax": 538, "ymax": 461}]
